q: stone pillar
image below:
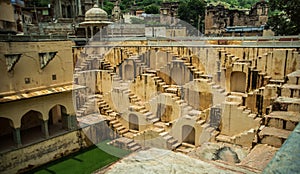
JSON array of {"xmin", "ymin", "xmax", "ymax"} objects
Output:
[
  {"xmin": 78, "ymin": 0, "xmax": 82, "ymax": 15},
  {"xmin": 62, "ymin": 114, "xmax": 69, "ymax": 130},
  {"xmin": 69, "ymin": 115, "xmax": 78, "ymax": 130},
  {"xmin": 58, "ymin": 0, "xmax": 62, "ymax": 18},
  {"xmin": 85, "ymin": 27, "xmax": 88, "ymax": 40},
  {"xmin": 90, "ymin": 26, "xmax": 94, "ymax": 38},
  {"xmin": 13, "ymin": 128, "xmax": 22, "ymax": 148},
  {"xmin": 41, "ymin": 120, "xmax": 49, "ymax": 138}
]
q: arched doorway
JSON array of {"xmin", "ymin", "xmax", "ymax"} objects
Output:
[
  {"xmin": 0, "ymin": 117, "xmax": 14, "ymax": 151},
  {"xmin": 49, "ymin": 105, "xmax": 68, "ymax": 136},
  {"xmin": 21, "ymin": 110, "xmax": 44, "ymax": 145},
  {"xmin": 124, "ymin": 64, "xmax": 134, "ymax": 81},
  {"xmin": 230, "ymin": 71, "xmax": 246, "ymax": 93},
  {"xmin": 129, "ymin": 114, "xmax": 139, "ymax": 131},
  {"xmin": 182, "ymin": 125, "xmax": 195, "ymax": 145}
]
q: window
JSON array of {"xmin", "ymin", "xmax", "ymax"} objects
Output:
[
  {"xmin": 25, "ymin": 78, "xmax": 30, "ymax": 84},
  {"xmin": 52, "ymin": 74, "xmax": 57, "ymax": 80}
]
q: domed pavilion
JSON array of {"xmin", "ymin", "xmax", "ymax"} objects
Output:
[{"xmin": 79, "ymin": 4, "xmax": 112, "ymax": 39}]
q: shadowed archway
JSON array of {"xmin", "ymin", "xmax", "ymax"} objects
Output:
[
  {"xmin": 49, "ymin": 105, "xmax": 68, "ymax": 136},
  {"xmin": 21, "ymin": 110, "xmax": 44, "ymax": 145},
  {"xmin": 230, "ymin": 71, "xmax": 246, "ymax": 93},
  {"xmin": 182, "ymin": 125, "xmax": 195, "ymax": 145},
  {"xmin": 129, "ymin": 114, "xmax": 139, "ymax": 131},
  {"xmin": 0, "ymin": 117, "xmax": 14, "ymax": 151}
]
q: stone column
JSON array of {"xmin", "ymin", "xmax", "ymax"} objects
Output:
[
  {"xmin": 13, "ymin": 128, "xmax": 22, "ymax": 148},
  {"xmin": 41, "ymin": 120, "xmax": 49, "ymax": 138},
  {"xmin": 85, "ymin": 27, "xmax": 88, "ymax": 40},
  {"xmin": 78, "ymin": 0, "xmax": 82, "ymax": 15},
  {"xmin": 58, "ymin": 0, "xmax": 62, "ymax": 18},
  {"xmin": 90, "ymin": 26, "xmax": 94, "ymax": 38},
  {"xmin": 62, "ymin": 114, "xmax": 69, "ymax": 130}
]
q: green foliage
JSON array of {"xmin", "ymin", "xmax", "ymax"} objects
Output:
[
  {"xmin": 103, "ymin": 0, "xmax": 114, "ymax": 15},
  {"xmin": 267, "ymin": 0, "xmax": 300, "ymax": 35},
  {"xmin": 145, "ymin": 4, "xmax": 160, "ymax": 14},
  {"xmin": 178, "ymin": 0, "xmax": 206, "ymax": 29},
  {"xmin": 206, "ymin": 0, "xmax": 260, "ymax": 9},
  {"xmin": 25, "ymin": 0, "xmax": 50, "ymax": 7},
  {"xmin": 130, "ymin": 17, "xmax": 146, "ymax": 24}
]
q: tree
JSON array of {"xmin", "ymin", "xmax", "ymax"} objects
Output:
[
  {"xmin": 145, "ymin": 4, "xmax": 160, "ymax": 14},
  {"xmin": 268, "ymin": 0, "xmax": 300, "ymax": 35},
  {"xmin": 103, "ymin": 0, "xmax": 114, "ymax": 15},
  {"xmin": 178, "ymin": 0, "xmax": 206, "ymax": 31}
]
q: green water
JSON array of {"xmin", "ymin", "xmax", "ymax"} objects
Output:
[{"xmin": 27, "ymin": 140, "xmax": 131, "ymax": 174}]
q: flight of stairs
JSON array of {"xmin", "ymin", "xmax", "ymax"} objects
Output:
[
  {"xmin": 258, "ymin": 70, "xmax": 300, "ymax": 148},
  {"xmin": 75, "ymin": 95, "xmax": 100, "ymax": 117},
  {"xmin": 175, "ymin": 142, "xmax": 196, "ymax": 154},
  {"xmin": 108, "ymin": 137, "xmax": 142, "ymax": 151}
]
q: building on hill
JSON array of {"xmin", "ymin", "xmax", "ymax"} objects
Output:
[
  {"xmin": 205, "ymin": 0, "xmax": 268, "ymax": 36},
  {"xmin": 111, "ymin": 0, "xmax": 123, "ymax": 22},
  {"xmin": 160, "ymin": 1, "xmax": 179, "ymax": 25}
]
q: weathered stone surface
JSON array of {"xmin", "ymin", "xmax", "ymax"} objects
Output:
[
  {"xmin": 239, "ymin": 144, "xmax": 278, "ymax": 171},
  {"xmin": 100, "ymin": 148, "xmax": 239, "ymax": 174},
  {"xmin": 263, "ymin": 124, "xmax": 300, "ymax": 173},
  {"xmin": 188, "ymin": 142, "xmax": 249, "ymax": 164}
]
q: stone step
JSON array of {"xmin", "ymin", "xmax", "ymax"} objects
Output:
[
  {"xmin": 175, "ymin": 99, "xmax": 185, "ymax": 105},
  {"xmin": 123, "ymin": 90, "xmax": 130, "ymax": 94},
  {"xmin": 153, "ymin": 122, "xmax": 165, "ymax": 128},
  {"xmin": 102, "ymin": 106, "xmax": 111, "ymax": 111},
  {"xmin": 158, "ymin": 82, "xmax": 166, "ymax": 86},
  {"xmin": 259, "ymin": 126, "xmax": 292, "ymax": 139},
  {"xmin": 127, "ymin": 142, "xmax": 137, "ymax": 149},
  {"xmin": 216, "ymin": 134, "xmax": 232, "ymax": 143},
  {"xmin": 180, "ymin": 103, "xmax": 188, "ymax": 107},
  {"xmin": 154, "ymin": 79, "xmax": 162, "ymax": 83},
  {"xmin": 113, "ymin": 123, "xmax": 122, "ymax": 128},
  {"xmin": 181, "ymin": 142, "xmax": 196, "ymax": 148},
  {"xmin": 116, "ymin": 137, "xmax": 134, "ymax": 144},
  {"xmin": 109, "ymin": 112, "xmax": 118, "ymax": 117},
  {"xmin": 159, "ymin": 132, "xmax": 168, "ymax": 137},
  {"xmin": 116, "ymin": 126, "xmax": 126, "ymax": 131},
  {"xmin": 130, "ymin": 145, "xmax": 142, "ymax": 151},
  {"xmin": 243, "ymin": 109, "xmax": 251, "ymax": 115},
  {"xmin": 119, "ymin": 128, "xmax": 129, "ymax": 134},
  {"xmin": 110, "ymin": 119, "xmax": 119, "ymax": 125},
  {"xmin": 144, "ymin": 112, "xmax": 153, "ymax": 117},
  {"xmin": 153, "ymin": 127, "xmax": 165, "ymax": 133},
  {"xmin": 172, "ymin": 142, "xmax": 181, "ymax": 149},
  {"xmin": 131, "ymin": 98, "xmax": 141, "ymax": 103},
  {"xmin": 168, "ymin": 138, "xmax": 177, "ymax": 145},
  {"xmin": 265, "ymin": 111, "xmax": 300, "ymax": 123},
  {"xmin": 129, "ymin": 95, "xmax": 138, "ymax": 99},
  {"xmin": 147, "ymin": 115, "xmax": 157, "ymax": 120},
  {"xmin": 197, "ymin": 120, "xmax": 206, "ymax": 125},
  {"xmin": 139, "ymin": 109, "xmax": 148, "ymax": 114},
  {"xmin": 238, "ymin": 106, "xmax": 246, "ymax": 111},
  {"xmin": 163, "ymin": 135, "xmax": 173, "ymax": 141},
  {"xmin": 248, "ymin": 113, "xmax": 257, "ymax": 118},
  {"xmin": 150, "ymin": 118, "xmax": 160, "ymax": 123},
  {"xmin": 106, "ymin": 109, "xmax": 114, "ymax": 114},
  {"xmin": 123, "ymin": 132, "xmax": 135, "ymax": 139},
  {"xmin": 172, "ymin": 96, "xmax": 181, "ymax": 101}
]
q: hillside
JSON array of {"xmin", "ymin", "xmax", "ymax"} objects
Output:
[{"xmin": 104, "ymin": 0, "xmax": 261, "ymax": 14}]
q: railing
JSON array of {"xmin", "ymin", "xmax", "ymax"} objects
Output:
[
  {"xmin": 0, "ymin": 34, "xmax": 68, "ymax": 41},
  {"xmin": 1, "ymin": 34, "xmax": 299, "ymax": 48}
]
